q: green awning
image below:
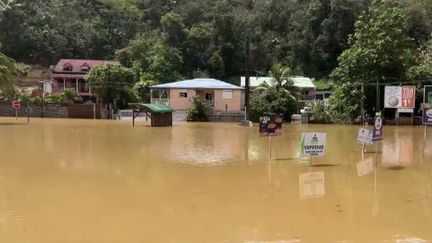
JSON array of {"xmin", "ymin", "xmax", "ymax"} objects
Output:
[{"xmin": 130, "ymin": 103, "xmax": 173, "ymax": 113}]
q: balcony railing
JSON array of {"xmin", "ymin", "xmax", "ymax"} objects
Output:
[
  {"xmin": 152, "ymin": 98, "xmax": 170, "ymax": 105},
  {"xmin": 299, "ymin": 95, "xmax": 316, "ymax": 101}
]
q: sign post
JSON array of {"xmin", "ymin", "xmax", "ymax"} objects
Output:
[
  {"xmin": 422, "ymin": 103, "xmax": 432, "ymax": 137},
  {"xmin": 357, "ymin": 128, "xmax": 373, "ymax": 153},
  {"xmin": 12, "ymin": 100, "xmax": 21, "ymax": 120},
  {"xmin": 259, "ymin": 115, "xmax": 283, "ymax": 182},
  {"xmin": 300, "ymin": 132, "xmax": 327, "ymax": 166}
]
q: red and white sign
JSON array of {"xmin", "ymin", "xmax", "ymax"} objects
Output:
[
  {"xmin": 384, "ymin": 86, "xmax": 415, "ymax": 109},
  {"xmin": 401, "ymin": 86, "xmax": 415, "ymax": 108},
  {"xmin": 12, "ymin": 100, "xmax": 21, "ymax": 110}
]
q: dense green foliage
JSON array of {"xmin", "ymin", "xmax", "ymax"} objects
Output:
[
  {"xmin": 2, "ymin": 0, "xmax": 432, "ymax": 122},
  {"xmin": 0, "ymin": 0, "xmax": 376, "ymax": 81},
  {"xmin": 249, "ymin": 63, "xmax": 298, "ymax": 121},
  {"xmin": 186, "ymin": 96, "xmax": 211, "ymax": 121},
  {"xmin": 307, "ymin": 100, "xmax": 332, "ymax": 123},
  {"xmin": 0, "ymin": 52, "xmax": 16, "ymax": 95},
  {"xmin": 86, "ymin": 64, "xmax": 136, "ymax": 110},
  {"xmin": 328, "ymin": 1, "xmax": 430, "ymax": 123}
]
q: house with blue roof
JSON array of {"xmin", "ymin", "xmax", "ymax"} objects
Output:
[{"xmin": 150, "ymin": 78, "xmax": 244, "ymax": 111}]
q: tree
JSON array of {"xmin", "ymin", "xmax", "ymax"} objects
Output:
[
  {"xmin": 86, "ymin": 64, "xmax": 136, "ymax": 114},
  {"xmin": 147, "ymin": 41, "xmax": 183, "ymax": 83},
  {"xmin": 0, "ymin": 52, "xmax": 16, "ymax": 95},
  {"xmin": 134, "ymin": 72, "xmax": 156, "ymax": 103},
  {"xmin": 186, "ymin": 96, "xmax": 211, "ymax": 121},
  {"xmin": 330, "ymin": 1, "xmax": 416, "ymax": 121},
  {"xmin": 268, "ymin": 62, "xmax": 298, "ymax": 94}
]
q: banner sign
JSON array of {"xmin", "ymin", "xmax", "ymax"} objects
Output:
[
  {"xmin": 372, "ymin": 116, "xmax": 383, "ymax": 141},
  {"xmin": 424, "ymin": 85, "xmax": 432, "ymax": 104},
  {"xmin": 423, "ymin": 103, "xmax": 432, "ymax": 126},
  {"xmin": 299, "ymin": 171, "xmax": 325, "ymax": 199},
  {"xmin": 300, "ymin": 132, "xmax": 327, "ymax": 157},
  {"xmin": 357, "ymin": 128, "xmax": 373, "ymax": 144},
  {"xmin": 384, "ymin": 86, "xmax": 415, "ymax": 109},
  {"xmin": 259, "ymin": 115, "xmax": 283, "ymax": 136}
]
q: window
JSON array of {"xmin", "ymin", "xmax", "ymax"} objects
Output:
[
  {"xmin": 152, "ymin": 90, "xmax": 160, "ymax": 98},
  {"xmin": 179, "ymin": 89, "xmax": 188, "ymax": 98},
  {"xmin": 160, "ymin": 90, "xmax": 169, "ymax": 99},
  {"xmin": 324, "ymin": 93, "xmax": 331, "ymax": 99},
  {"xmin": 205, "ymin": 93, "xmax": 213, "ymax": 100},
  {"xmin": 57, "ymin": 79, "xmax": 64, "ymax": 89},
  {"xmin": 222, "ymin": 90, "xmax": 233, "ymax": 99},
  {"xmin": 63, "ymin": 63, "xmax": 73, "ymax": 72},
  {"xmin": 80, "ymin": 63, "xmax": 90, "ymax": 72}
]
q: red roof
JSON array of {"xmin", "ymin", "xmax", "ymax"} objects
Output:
[{"xmin": 52, "ymin": 59, "xmax": 120, "ymax": 74}]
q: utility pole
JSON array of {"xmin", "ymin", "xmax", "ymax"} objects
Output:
[
  {"xmin": 376, "ymin": 79, "xmax": 380, "ymax": 114},
  {"xmin": 361, "ymin": 81, "xmax": 365, "ymax": 124},
  {"xmin": 244, "ymin": 36, "xmax": 251, "ymax": 121}
]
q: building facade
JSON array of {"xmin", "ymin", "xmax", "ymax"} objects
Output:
[
  {"xmin": 50, "ymin": 59, "xmax": 119, "ymax": 100},
  {"xmin": 150, "ymin": 78, "xmax": 244, "ymax": 111}
]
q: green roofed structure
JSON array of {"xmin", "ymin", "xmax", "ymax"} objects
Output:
[{"xmin": 129, "ymin": 103, "xmax": 173, "ymax": 127}]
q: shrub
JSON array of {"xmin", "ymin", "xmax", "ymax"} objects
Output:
[
  {"xmin": 63, "ymin": 88, "xmax": 77, "ymax": 103},
  {"xmin": 249, "ymin": 85, "xmax": 297, "ymax": 122},
  {"xmin": 328, "ymin": 82, "xmax": 361, "ymax": 124},
  {"xmin": 186, "ymin": 96, "xmax": 211, "ymax": 121},
  {"xmin": 307, "ymin": 100, "xmax": 332, "ymax": 123},
  {"xmin": 45, "ymin": 93, "xmax": 65, "ymax": 104}
]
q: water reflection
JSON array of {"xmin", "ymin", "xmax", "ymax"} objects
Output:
[
  {"xmin": 382, "ymin": 128, "xmax": 414, "ymax": 167},
  {"xmin": 299, "ymin": 171, "xmax": 325, "ymax": 199},
  {"xmin": 1, "ymin": 118, "xmax": 432, "ymax": 242},
  {"xmin": 356, "ymin": 157, "xmax": 374, "ymax": 176}
]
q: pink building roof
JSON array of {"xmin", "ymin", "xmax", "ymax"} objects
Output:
[{"xmin": 52, "ymin": 59, "xmax": 120, "ymax": 74}]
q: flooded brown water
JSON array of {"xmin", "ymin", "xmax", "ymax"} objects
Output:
[{"xmin": 0, "ymin": 117, "xmax": 431, "ymax": 243}]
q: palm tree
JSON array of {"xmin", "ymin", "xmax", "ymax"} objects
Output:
[
  {"xmin": 268, "ymin": 62, "xmax": 300, "ymax": 97},
  {"xmin": 0, "ymin": 52, "xmax": 16, "ymax": 95}
]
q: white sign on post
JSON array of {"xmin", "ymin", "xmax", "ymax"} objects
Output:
[
  {"xmin": 300, "ymin": 132, "xmax": 327, "ymax": 157},
  {"xmin": 299, "ymin": 171, "xmax": 325, "ymax": 199},
  {"xmin": 357, "ymin": 128, "xmax": 374, "ymax": 144}
]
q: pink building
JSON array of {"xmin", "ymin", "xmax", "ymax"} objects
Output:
[
  {"xmin": 150, "ymin": 79, "xmax": 244, "ymax": 111},
  {"xmin": 50, "ymin": 59, "xmax": 119, "ymax": 99}
]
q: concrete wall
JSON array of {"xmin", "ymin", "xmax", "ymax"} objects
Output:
[
  {"xmin": 169, "ymin": 89, "xmax": 196, "ymax": 110},
  {"xmin": 0, "ymin": 102, "xmax": 100, "ymax": 119},
  {"xmin": 214, "ymin": 89, "xmax": 242, "ymax": 111},
  {"xmin": 208, "ymin": 111, "xmax": 245, "ymax": 122},
  {"xmin": 0, "ymin": 101, "xmax": 68, "ymax": 118},
  {"xmin": 168, "ymin": 88, "xmax": 242, "ymax": 111}
]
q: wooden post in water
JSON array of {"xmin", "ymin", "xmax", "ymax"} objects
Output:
[{"xmin": 268, "ymin": 136, "xmax": 272, "ymax": 183}]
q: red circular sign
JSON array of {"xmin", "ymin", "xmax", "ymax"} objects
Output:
[{"xmin": 12, "ymin": 100, "xmax": 21, "ymax": 110}]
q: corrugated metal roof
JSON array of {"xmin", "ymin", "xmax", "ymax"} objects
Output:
[
  {"xmin": 151, "ymin": 78, "xmax": 243, "ymax": 90},
  {"xmin": 240, "ymin": 76, "xmax": 316, "ymax": 89},
  {"xmin": 134, "ymin": 103, "xmax": 173, "ymax": 113},
  {"xmin": 52, "ymin": 59, "xmax": 120, "ymax": 74}
]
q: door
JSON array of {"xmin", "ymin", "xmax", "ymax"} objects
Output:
[{"xmin": 205, "ymin": 92, "xmax": 214, "ymax": 107}]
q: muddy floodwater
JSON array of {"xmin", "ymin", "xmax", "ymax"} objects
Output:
[{"xmin": 1, "ymin": 117, "xmax": 432, "ymax": 243}]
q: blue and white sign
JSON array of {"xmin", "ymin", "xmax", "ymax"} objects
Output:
[{"xmin": 357, "ymin": 128, "xmax": 373, "ymax": 145}]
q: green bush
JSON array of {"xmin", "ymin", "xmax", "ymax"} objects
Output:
[
  {"xmin": 30, "ymin": 96, "xmax": 43, "ymax": 105},
  {"xmin": 186, "ymin": 96, "xmax": 211, "ymax": 121},
  {"xmin": 45, "ymin": 93, "xmax": 65, "ymax": 104},
  {"xmin": 328, "ymin": 82, "xmax": 361, "ymax": 124},
  {"xmin": 249, "ymin": 85, "xmax": 297, "ymax": 122},
  {"xmin": 307, "ymin": 100, "xmax": 332, "ymax": 123},
  {"xmin": 73, "ymin": 96, "xmax": 84, "ymax": 104},
  {"xmin": 63, "ymin": 88, "xmax": 77, "ymax": 103}
]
